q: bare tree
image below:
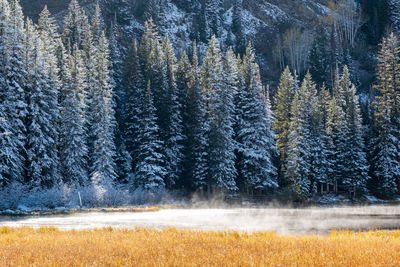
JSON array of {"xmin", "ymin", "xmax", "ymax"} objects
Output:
[
  {"xmin": 329, "ymin": 0, "xmax": 364, "ymax": 49},
  {"xmin": 283, "ymin": 27, "xmax": 314, "ymax": 75}
]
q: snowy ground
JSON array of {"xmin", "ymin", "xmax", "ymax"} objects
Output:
[{"xmin": 1, "ymin": 206, "xmax": 400, "ymax": 235}]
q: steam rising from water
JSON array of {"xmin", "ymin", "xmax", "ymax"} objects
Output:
[{"xmin": 1, "ymin": 206, "xmax": 400, "ymax": 234}]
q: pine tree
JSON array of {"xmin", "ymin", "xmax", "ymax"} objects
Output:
[
  {"xmin": 371, "ymin": 33, "xmax": 400, "ymax": 197},
  {"xmin": 139, "ymin": 18, "xmax": 159, "ymax": 75},
  {"xmin": 273, "ymin": 67, "xmax": 298, "ymax": 186},
  {"xmin": 161, "ymin": 35, "xmax": 184, "ymax": 188},
  {"xmin": 60, "ymin": 46, "xmax": 88, "ymax": 185},
  {"xmin": 62, "ymin": 0, "xmax": 90, "ymax": 52},
  {"xmin": 186, "ymin": 41, "xmax": 208, "ymax": 191},
  {"xmin": 201, "ymin": 36, "xmax": 237, "ymax": 192},
  {"xmin": 285, "ymin": 72, "xmax": 317, "ymax": 197},
  {"xmin": 123, "ymin": 39, "xmax": 145, "ymax": 168},
  {"xmin": 91, "ymin": 2, "xmax": 104, "ymax": 45},
  {"xmin": 109, "ymin": 15, "xmax": 132, "ymax": 183},
  {"xmin": 326, "ymin": 67, "xmax": 348, "ymax": 193},
  {"xmin": 2, "ymin": 0, "xmax": 27, "ymax": 183},
  {"xmin": 339, "ymin": 66, "xmax": 369, "ymax": 195},
  {"xmin": 135, "ymin": 81, "xmax": 166, "ymax": 191},
  {"xmin": 315, "ymin": 85, "xmax": 333, "ymax": 192},
  {"xmin": 24, "ymin": 19, "xmax": 61, "ymax": 188},
  {"xmin": 0, "ymin": 0, "xmax": 17, "ymax": 185},
  {"xmin": 236, "ymin": 45, "xmax": 278, "ymax": 192},
  {"xmin": 175, "ymin": 50, "xmax": 191, "ymax": 188},
  {"xmin": 90, "ymin": 32, "xmax": 117, "ymax": 186}
]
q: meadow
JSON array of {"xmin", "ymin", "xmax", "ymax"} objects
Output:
[{"xmin": 1, "ymin": 227, "xmax": 400, "ymax": 266}]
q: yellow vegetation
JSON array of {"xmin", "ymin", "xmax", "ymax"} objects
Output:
[{"xmin": 1, "ymin": 227, "xmax": 400, "ymax": 266}]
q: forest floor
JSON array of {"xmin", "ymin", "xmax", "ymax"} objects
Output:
[{"xmin": 1, "ymin": 227, "xmax": 400, "ymax": 266}]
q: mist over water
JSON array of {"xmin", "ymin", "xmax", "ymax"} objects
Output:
[{"xmin": 1, "ymin": 206, "xmax": 400, "ymax": 235}]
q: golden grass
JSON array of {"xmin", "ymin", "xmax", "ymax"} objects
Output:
[{"xmin": 1, "ymin": 227, "xmax": 400, "ymax": 266}]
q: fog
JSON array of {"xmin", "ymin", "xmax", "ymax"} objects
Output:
[{"xmin": 1, "ymin": 205, "xmax": 400, "ymax": 234}]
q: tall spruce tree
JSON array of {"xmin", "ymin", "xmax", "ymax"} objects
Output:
[
  {"xmin": 90, "ymin": 32, "xmax": 117, "ymax": 186},
  {"xmin": 273, "ymin": 67, "xmax": 298, "ymax": 186},
  {"xmin": 135, "ymin": 81, "xmax": 166, "ymax": 191},
  {"xmin": 25, "ymin": 19, "xmax": 61, "ymax": 187},
  {"xmin": 186, "ymin": 41, "xmax": 208, "ymax": 191},
  {"xmin": 161, "ymin": 35, "xmax": 184, "ymax": 188},
  {"xmin": 371, "ymin": 33, "xmax": 400, "ymax": 197},
  {"xmin": 236, "ymin": 45, "xmax": 278, "ymax": 192},
  {"xmin": 62, "ymin": 0, "xmax": 90, "ymax": 52},
  {"xmin": 123, "ymin": 39, "xmax": 145, "ymax": 169},
  {"xmin": 3, "ymin": 0, "xmax": 27, "ymax": 183},
  {"xmin": 0, "ymin": 0, "xmax": 19, "ymax": 185},
  {"xmin": 285, "ymin": 72, "xmax": 317, "ymax": 197},
  {"xmin": 60, "ymin": 46, "xmax": 88, "ymax": 185},
  {"xmin": 339, "ymin": 66, "xmax": 369, "ymax": 195},
  {"xmin": 201, "ymin": 36, "xmax": 237, "ymax": 192}
]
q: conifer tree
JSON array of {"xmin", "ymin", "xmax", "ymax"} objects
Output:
[
  {"xmin": 161, "ymin": 35, "xmax": 184, "ymax": 188},
  {"xmin": 60, "ymin": 46, "xmax": 88, "ymax": 185},
  {"xmin": 236, "ymin": 45, "xmax": 278, "ymax": 192},
  {"xmin": 25, "ymin": 19, "xmax": 61, "ymax": 187},
  {"xmin": 175, "ymin": 50, "xmax": 191, "ymax": 188},
  {"xmin": 273, "ymin": 67, "xmax": 297, "ymax": 186},
  {"xmin": 90, "ymin": 32, "xmax": 117, "ymax": 186},
  {"xmin": 135, "ymin": 81, "xmax": 166, "ymax": 191},
  {"xmin": 123, "ymin": 39, "xmax": 145, "ymax": 168},
  {"xmin": 286, "ymin": 72, "xmax": 317, "ymax": 197},
  {"xmin": 371, "ymin": 33, "xmax": 400, "ymax": 197},
  {"xmin": 91, "ymin": 2, "xmax": 104, "ymax": 45},
  {"xmin": 62, "ymin": 0, "xmax": 90, "ymax": 52},
  {"xmin": 186, "ymin": 41, "xmax": 208, "ymax": 191},
  {"xmin": 0, "ymin": 0, "xmax": 18, "ymax": 185},
  {"xmin": 201, "ymin": 36, "xmax": 237, "ymax": 192},
  {"xmin": 3, "ymin": 0, "xmax": 27, "ymax": 183},
  {"xmin": 339, "ymin": 66, "xmax": 369, "ymax": 195}
]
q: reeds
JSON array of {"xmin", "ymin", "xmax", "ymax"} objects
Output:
[{"xmin": 1, "ymin": 227, "xmax": 399, "ymax": 266}]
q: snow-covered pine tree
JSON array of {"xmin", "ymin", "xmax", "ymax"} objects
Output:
[
  {"xmin": 161, "ymin": 35, "xmax": 184, "ymax": 188},
  {"xmin": 60, "ymin": 46, "xmax": 88, "ymax": 185},
  {"xmin": 371, "ymin": 33, "xmax": 400, "ymax": 198},
  {"xmin": 91, "ymin": 2, "xmax": 104, "ymax": 45},
  {"xmin": 123, "ymin": 39, "xmax": 145, "ymax": 169},
  {"xmin": 186, "ymin": 41, "xmax": 208, "ymax": 191},
  {"xmin": 236, "ymin": 45, "xmax": 278, "ymax": 192},
  {"xmin": 285, "ymin": 72, "xmax": 317, "ymax": 197},
  {"xmin": 62, "ymin": 0, "xmax": 90, "ymax": 53},
  {"xmin": 109, "ymin": 16, "xmax": 132, "ymax": 184},
  {"xmin": 135, "ymin": 81, "xmax": 166, "ymax": 191},
  {"xmin": 2, "ymin": 0, "xmax": 27, "ymax": 183},
  {"xmin": 90, "ymin": 32, "xmax": 117, "ymax": 187},
  {"xmin": 273, "ymin": 67, "xmax": 298, "ymax": 186},
  {"xmin": 339, "ymin": 66, "xmax": 369, "ymax": 196},
  {"xmin": 309, "ymin": 84, "xmax": 330, "ymax": 193},
  {"xmin": 316, "ymin": 85, "xmax": 333, "ymax": 192},
  {"xmin": 0, "ymin": 0, "xmax": 17, "ymax": 185},
  {"xmin": 24, "ymin": 18, "xmax": 61, "ymax": 188},
  {"xmin": 175, "ymin": 50, "xmax": 191, "ymax": 188},
  {"xmin": 139, "ymin": 18, "xmax": 159, "ymax": 76},
  {"xmin": 201, "ymin": 36, "xmax": 237, "ymax": 192}
]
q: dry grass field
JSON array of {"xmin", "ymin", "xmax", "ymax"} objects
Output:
[{"xmin": 1, "ymin": 227, "xmax": 400, "ymax": 266}]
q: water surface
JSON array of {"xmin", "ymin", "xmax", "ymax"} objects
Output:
[{"xmin": 1, "ymin": 206, "xmax": 400, "ymax": 234}]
